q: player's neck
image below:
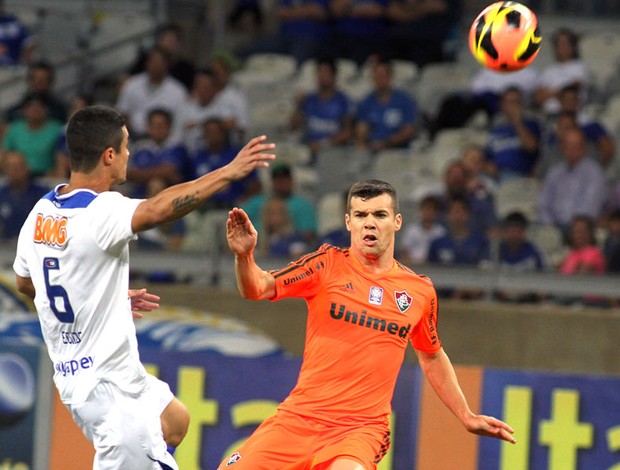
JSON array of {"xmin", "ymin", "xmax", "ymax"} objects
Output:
[
  {"xmin": 351, "ymin": 246, "xmax": 396, "ymax": 274},
  {"xmin": 61, "ymin": 172, "xmax": 113, "ymax": 195}
]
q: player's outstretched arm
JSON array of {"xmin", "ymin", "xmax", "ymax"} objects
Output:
[
  {"xmin": 132, "ymin": 136, "xmax": 276, "ymax": 233},
  {"xmin": 416, "ymin": 348, "xmax": 516, "ymax": 444},
  {"xmin": 227, "ymin": 207, "xmax": 276, "ymax": 300}
]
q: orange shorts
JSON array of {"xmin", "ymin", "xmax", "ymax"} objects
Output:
[{"xmin": 217, "ymin": 410, "xmax": 390, "ymax": 470}]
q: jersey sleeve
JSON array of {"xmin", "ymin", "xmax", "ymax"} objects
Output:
[
  {"xmin": 270, "ymin": 245, "xmax": 331, "ymax": 301},
  {"xmin": 410, "ymin": 276, "xmax": 442, "ymax": 354},
  {"xmin": 87, "ymin": 192, "xmax": 143, "ymax": 252}
]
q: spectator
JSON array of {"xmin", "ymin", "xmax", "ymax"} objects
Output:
[
  {"xmin": 0, "ymin": 151, "xmax": 48, "ymax": 241},
  {"xmin": 237, "ymin": 0, "xmax": 330, "ymax": 67},
  {"xmin": 116, "ymin": 46, "xmax": 187, "ymax": 141},
  {"xmin": 538, "ymin": 108, "xmax": 614, "ymax": 178},
  {"xmin": 556, "ymin": 84, "xmax": 614, "ymax": 168},
  {"xmin": 385, "ymin": 0, "xmax": 461, "ymax": 67},
  {"xmin": 485, "ymin": 87, "xmax": 541, "ymax": 181},
  {"xmin": 329, "ymin": 0, "xmax": 389, "ymax": 67},
  {"xmin": 427, "ymin": 196, "xmax": 490, "ymax": 299},
  {"xmin": 429, "ymin": 66, "xmax": 539, "ymax": 138},
  {"xmin": 317, "ymin": 190, "xmax": 350, "ymax": 248},
  {"xmin": 461, "ymin": 143, "xmax": 497, "ymax": 199},
  {"xmin": 495, "ymin": 211, "xmax": 545, "ymax": 303},
  {"xmin": 538, "ymin": 127, "xmax": 607, "ymax": 231},
  {"xmin": 560, "ymin": 216, "xmax": 606, "ymax": 276},
  {"xmin": 125, "ymin": 23, "xmax": 196, "ymax": 91},
  {"xmin": 136, "ymin": 177, "xmax": 186, "ymax": 253},
  {"xmin": 414, "ymin": 159, "xmax": 497, "ymax": 235},
  {"xmin": 427, "ymin": 196, "xmax": 490, "ymax": 267},
  {"xmin": 0, "ymin": 0, "xmax": 35, "ymax": 66},
  {"xmin": 398, "ymin": 195, "xmax": 446, "ymax": 265},
  {"xmin": 5, "ymin": 61, "xmax": 67, "ymax": 124},
  {"xmin": 209, "ymin": 51, "xmax": 250, "ymax": 146},
  {"xmin": 557, "ymin": 215, "xmax": 606, "ymax": 306},
  {"xmin": 191, "ymin": 117, "xmax": 260, "ymax": 209},
  {"xmin": 289, "ymin": 57, "xmax": 354, "ymax": 159},
  {"xmin": 604, "ymin": 209, "xmax": 620, "ymax": 273},
  {"xmin": 228, "ymin": 0, "xmax": 264, "ymax": 31},
  {"xmin": 354, "ymin": 59, "xmax": 418, "ymax": 152},
  {"xmin": 259, "ymin": 196, "xmax": 309, "ymax": 257},
  {"xmin": 125, "ymin": 108, "xmax": 187, "ymax": 198},
  {"xmin": 498, "ymin": 212, "xmax": 544, "ymax": 271},
  {"xmin": 181, "ymin": 68, "xmax": 230, "ymax": 152},
  {"xmin": 2, "ymin": 93, "xmax": 64, "ymax": 177},
  {"xmin": 532, "ymin": 27, "xmax": 590, "ymax": 116},
  {"xmin": 242, "ymin": 163, "xmax": 318, "ymax": 245}
]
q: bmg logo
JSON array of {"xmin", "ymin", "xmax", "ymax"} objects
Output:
[{"xmin": 0, "ymin": 353, "xmax": 35, "ymax": 426}]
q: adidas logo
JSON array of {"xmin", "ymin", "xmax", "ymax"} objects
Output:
[{"xmin": 340, "ymin": 282, "xmax": 354, "ymax": 291}]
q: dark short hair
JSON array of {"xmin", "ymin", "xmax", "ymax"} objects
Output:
[
  {"xmin": 66, "ymin": 105, "xmax": 126, "ymax": 173},
  {"xmin": 420, "ymin": 195, "xmax": 441, "ymax": 211},
  {"xmin": 157, "ymin": 22, "xmax": 184, "ymax": 40},
  {"xmin": 448, "ymin": 194, "xmax": 470, "ymax": 212},
  {"xmin": 569, "ymin": 215, "xmax": 597, "ymax": 246},
  {"xmin": 271, "ymin": 163, "xmax": 292, "ymax": 178},
  {"xmin": 21, "ymin": 92, "xmax": 48, "ymax": 108},
  {"xmin": 553, "ymin": 27, "xmax": 580, "ymax": 59},
  {"xmin": 347, "ymin": 180, "xmax": 398, "ymax": 213},
  {"xmin": 147, "ymin": 107, "xmax": 173, "ymax": 126},
  {"xmin": 194, "ymin": 66, "xmax": 215, "ymax": 78},
  {"xmin": 559, "ymin": 83, "xmax": 581, "ymax": 97},
  {"xmin": 317, "ymin": 57, "xmax": 337, "ymax": 75},
  {"xmin": 28, "ymin": 60, "xmax": 55, "ymax": 82},
  {"xmin": 503, "ymin": 211, "xmax": 529, "ymax": 228},
  {"xmin": 502, "ymin": 86, "xmax": 522, "ymax": 98}
]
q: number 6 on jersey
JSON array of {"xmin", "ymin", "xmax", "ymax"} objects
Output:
[{"xmin": 43, "ymin": 257, "xmax": 75, "ymax": 323}]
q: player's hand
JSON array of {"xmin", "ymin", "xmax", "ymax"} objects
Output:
[
  {"xmin": 129, "ymin": 288, "xmax": 160, "ymax": 319},
  {"xmin": 464, "ymin": 414, "xmax": 516, "ymax": 444},
  {"xmin": 225, "ymin": 135, "xmax": 276, "ymax": 181},
  {"xmin": 227, "ymin": 207, "xmax": 258, "ymax": 256}
]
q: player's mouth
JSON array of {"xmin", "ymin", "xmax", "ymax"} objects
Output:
[{"xmin": 363, "ymin": 234, "xmax": 378, "ymax": 246}]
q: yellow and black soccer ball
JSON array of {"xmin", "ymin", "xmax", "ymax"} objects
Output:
[{"xmin": 469, "ymin": 1, "xmax": 542, "ymax": 73}]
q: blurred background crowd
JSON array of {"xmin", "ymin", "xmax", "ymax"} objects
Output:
[{"xmin": 1, "ymin": 0, "xmax": 620, "ymax": 307}]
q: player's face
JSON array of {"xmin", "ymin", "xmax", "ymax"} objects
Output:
[{"xmin": 345, "ymin": 193, "xmax": 402, "ymax": 260}]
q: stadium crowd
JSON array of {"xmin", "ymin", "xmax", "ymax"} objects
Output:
[{"xmin": 1, "ymin": 0, "xmax": 620, "ymax": 308}]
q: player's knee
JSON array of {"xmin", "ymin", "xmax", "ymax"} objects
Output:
[{"xmin": 161, "ymin": 398, "xmax": 190, "ymax": 447}]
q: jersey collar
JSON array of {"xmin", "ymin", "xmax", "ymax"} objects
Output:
[{"xmin": 43, "ymin": 184, "xmax": 99, "ymax": 209}]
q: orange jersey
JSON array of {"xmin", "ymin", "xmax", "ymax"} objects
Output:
[{"xmin": 270, "ymin": 244, "xmax": 441, "ymax": 425}]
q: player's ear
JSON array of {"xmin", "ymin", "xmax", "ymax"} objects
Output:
[
  {"xmin": 345, "ymin": 213, "xmax": 351, "ymax": 231},
  {"xmin": 394, "ymin": 213, "xmax": 402, "ymax": 232},
  {"xmin": 101, "ymin": 147, "xmax": 115, "ymax": 166}
]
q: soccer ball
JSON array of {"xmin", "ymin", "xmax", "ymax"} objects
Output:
[{"xmin": 469, "ymin": 1, "xmax": 542, "ymax": 73}]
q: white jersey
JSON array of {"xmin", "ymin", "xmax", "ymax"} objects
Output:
[{"xmin": 13, "ymin": 185, "xmax": 146, "ymax": 405}]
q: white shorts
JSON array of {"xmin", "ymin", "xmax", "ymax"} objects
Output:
[{"xmin": 69, "ymin": 374, "xmax": 177, "ymax": 470}]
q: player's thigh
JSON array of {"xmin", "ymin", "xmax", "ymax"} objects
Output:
[
  {"xmin": 313, "ymin": 422, "xmax": 390, "ymax": 470},
  {"xmin": 161, "ymin": 397, "xmax": 190, "ymax": 446},
  {"xmin": 144, "ymin": 374, "xmax": 188, "ymax": 446},
  {"xmin": 218, "ymin": 412, "xmax": 313, "ymax": 470},
  {"xmin": 71, "ymin": 380, "xmax": 175, "ymax": 470}
]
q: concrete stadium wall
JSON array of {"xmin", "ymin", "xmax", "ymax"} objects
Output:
[{"xmin": 144, "ymin": 283, "xmax": 620, "ymax": 376}]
